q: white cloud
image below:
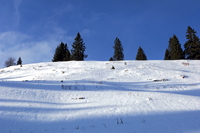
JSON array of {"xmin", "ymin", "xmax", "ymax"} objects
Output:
[
  {"xmin": 13, "ymin": 41, "xmax": 54, "ymax": 64},
  {"xmin": 0, "ymin": 31, "xmax": 66, "ymax": 67},
  {"xmin": 0, "ymin": 31, "xmax": 30, "ymax": 47}
]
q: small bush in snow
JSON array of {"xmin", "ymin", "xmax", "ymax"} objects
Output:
[
  {"xmin": 179, "ymin": 75, "xmax": 187, "ymax": 78},
  {"xmin": 153, "ymin": 79, "xmax": 168, "ymax": 82},
  {"xmin": 117, "ymin": 118, "xmax": 123, "ymax": 124},
  {"xmin": 102, "ymin": 124, "xmax": 107, "ymax": 128},
  {"xmin": 97, "ymin": 81, "xmax": 103, "ymax": 84},
  {"xmin": 4, "ymin": 57, "xmax": 16, "ymax": 67},
  {"xmin": 182, "ymin": 62, "xmax": 189, "ymax": 66},
  {"xmin": 111, "ymin": 66, "xmax": 115, "ymax": 69},
  {"xmin": 71, "ymin": 97, "xmax": 85, "ymax": 100},
  {"xmin": 61, "ymin": 85, "xmax": 71, "ymax": 89},
  {"xmin": 142, "ymin": 119, "xmax": 146, "ymax": 123}
]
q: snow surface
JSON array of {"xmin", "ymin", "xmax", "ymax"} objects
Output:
[{"xmin": 0, "ymin": 60, "xmax": 200, "ymax": 133}]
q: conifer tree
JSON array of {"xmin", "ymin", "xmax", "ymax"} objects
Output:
[
  {"xmin": 167, "ymin": 35, "xmax": 184, "ymax": 60},
  {"xmin": 52, "ymin": 42, "xmax": 70, "ymax": 62},
  {"xmin": 63, "ymin": 48, "xmax": 71, "ymax": 61},
  {"xmin": 164, "ymin": 49, "xmax": 170, "ymax": 60},
  {"xmin": 64, "ymin": 46, "xmax": 71, "ymax": 61},
  {"xmin": 113, "ymin": 37, "xmax": 124, "ymax": 61},
  {"xmin": 17, "ymin": 57, "xmax": 22, "ymax": 65},
  {"xmin": 109, "ymin": 57, "xmax": 114, "ymax": 61},
  {"xmin": 184, "ymin": 26, "xmax": 200, "ymax": 60},
  {"xmin": 136, "ymin": 46, "xmax": 147, "ymax": 60},
  {"xmin": 71, "ymin": 32, "xmax": 87, "ymax": 61}
]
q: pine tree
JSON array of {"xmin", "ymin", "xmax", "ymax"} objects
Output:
[
  {"xmin": 113, "ymin": 37, "xmax": 124, "ymax": 61},
  {"xmin": 136, "ymin": 46, "xmax": 147, "ymax": 60},
  {"xmin": 64, "ymin": 46, "xmax": 71, "ymax": 61},
  {"xmin": 164, "ymin": 49, "xmax": 170, "ymax": 60},
  {"xmin": 17, "ymin": 57, "xmax": 22, "ymax": 65},
  {"xmin": 184, "ymin": 26, "xmax": 200, "ymax": 60},
  {"xmin": 167, "ymin": 35, "xmax": 184, "ymax": 60},
  {"xmin": 109, "ymin": 57, "xmax": 114, "ymax": 61},
  {"xmin": 52, "ymin": 42, "xmax": 70, "ymax": 62},
  {"xmin": 71, "ymin": 32, "xmax": 87, "ymax": 61}
]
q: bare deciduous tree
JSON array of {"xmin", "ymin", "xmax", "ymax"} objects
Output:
[{"xmin": 4, "ymin": 57, "xmax": 16, "ymax": 67}]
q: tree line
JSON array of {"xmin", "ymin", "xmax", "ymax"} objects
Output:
[
  {"xmin": 52, "ymin": 33, "xmax": 147, "ymax": 62},
  {"xmin": 53, "ymin": 26, "xmax": 200, "ymax": 62},
  {"xmin": 3, "ymin": 26, "xmax": 200, "ymax": 67},
  {"xmin": 164, "ymin": 26, "xmax": 200, "ymax": 60}
]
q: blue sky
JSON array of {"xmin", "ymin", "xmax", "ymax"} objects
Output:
[{"xmin": 0, "ymin": 0, "xmax": 200, "ymax": 66}]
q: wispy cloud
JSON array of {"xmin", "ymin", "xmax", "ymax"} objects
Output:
[
  {"xmin": 0, "ymin": 31, "xmax": 30, "ymax": 48},
  {"xmin": 52, "ymin": 3, "xmax": 74, "ymax": 17},
  {"xmin": 81, "ymin": 29, "xmax": 93, "ymax": 37},
  {"xmin": 13, "ymin": 0, "xmax": 22, "ymax": 30},
  {"xmin": 0, "ymin": 31, "xmax": 72, "ymax": 67}
]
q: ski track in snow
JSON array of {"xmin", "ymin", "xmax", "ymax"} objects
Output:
[{"xmin": 0, "ymin": 60, "xmax": 200, "ymax": 133}]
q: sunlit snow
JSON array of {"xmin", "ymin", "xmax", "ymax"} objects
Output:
[{"xmin": 0, "ymin": 60, "xmax": 199, "ymax": 133}]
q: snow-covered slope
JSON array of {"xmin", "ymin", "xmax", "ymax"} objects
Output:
[{"xmin": 0, "ymin": 60, "xmax": 200, "ymax": 133}]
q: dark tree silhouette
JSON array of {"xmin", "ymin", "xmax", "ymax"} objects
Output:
[
  {"xmin": 184, "ymin": 26, "xmax": 200, "ymax": 60},
  {"xmin": 136, "ymin": 46, "xmax": 147, "ymax": 60},
  {"xmin": 167, "ymin": 35, "xmax": 184, "ymax": 60},
  {"xmin": 164, "ymin": 49, "xmax": 170, "ymax": 60},
  {"xmin": 17, "ymin": 57, "xmax": 22, "ymax": 65},
  {"xmin": 113, "ymin": 37, "xmax": 124, "ymax": 61},
  {"xmin": 52, "ymin": 42, "xmax": 70, "ymax": 62},
  {"xmin": 71, "ymin": 32, "xmax": 87, "ymax": 61},
  {"xmin": 5, "ymin": 57, "xmax": 16, "ymax": 67}
]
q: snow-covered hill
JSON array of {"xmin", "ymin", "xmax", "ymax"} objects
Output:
[{"xmin": 0, "ymin": 60, "xmax": 200, "ymax": 133}]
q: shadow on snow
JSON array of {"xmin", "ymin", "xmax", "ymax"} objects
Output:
[{"xmin": 0, "ymin": 79, "xmax": 199, "ymax": 97}]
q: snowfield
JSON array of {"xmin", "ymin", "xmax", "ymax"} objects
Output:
[{"xmin": 0, "ymin": 60, "xmax": 200, "ymax": 133}]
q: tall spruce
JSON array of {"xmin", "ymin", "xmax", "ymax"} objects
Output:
[
  {"xmin": 17, "ymin": 57, "xmax": 22, "ymax": 65},
  {"xmin": 113, "ymin": 37, "xmax": 124, "ymax": 60},
  {"xmin": 167, "ymin": 35, "xmax": 184, "ymax": 60},
  {"xmin": 164, "ymin": 49, "xmax": 170, "ymax": 60},
  {"xmin": 184, "ymin": 26, "xmax": 200, "ymax": 60},
  {"xmin": 71, "ymin": 32, "xmax": 87, "ymax": 61},
  {"xmin": 52, "ymin": 42, "xmax": 70, "ymax": 62},
  {"xmin": 136, "ymin": 46, "xmax": 147, "ymax": 60}
]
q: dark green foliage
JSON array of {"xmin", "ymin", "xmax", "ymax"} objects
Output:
[
  {"xmin": 64, "ymin": 47, "xmax": 71, "ymax": 61},
  {"xmin": 113, "ymin": 37, "xmax": 124, "ymax": 61},
  {"xmin": 164, "ymin": 49, "xmax": 170, "ymax": 60},
  {"xmin": 136, "ymin": 46, "xmax": 147, "ymax": 60},
  {"xmin": 71, "ymin": 32, "xmax": 87, "ymax": 61},
  {"xmin": 184, "ymin": 26, "xmax": 200, "ymax": 60},
  {"xmin": 52, "ymin": 42, "xmax": 71, "ymax": 62},
  {"xmin": 166, "ymin": 35, "xmax": 184, "ymax": 60},
  {"xmin": 17, "ymin": 57, "xmax": 22, "ymax": 65},
  {"xmin": 109, "ymin": 57, "xmax": 114, "ymax": 61}
]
